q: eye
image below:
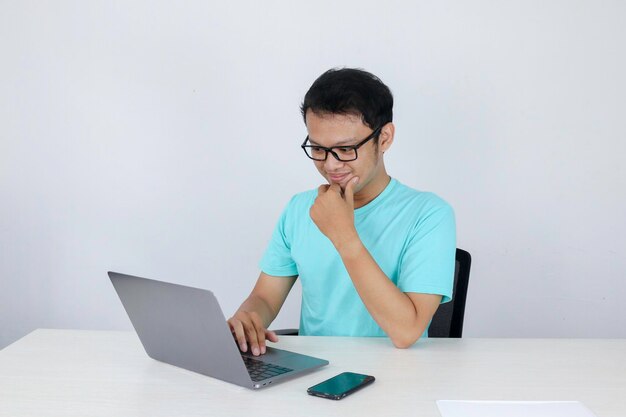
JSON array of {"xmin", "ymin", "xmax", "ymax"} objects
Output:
[{"xmin": 311, "ymin": 146, "xmax": 324, "ymax": 152}]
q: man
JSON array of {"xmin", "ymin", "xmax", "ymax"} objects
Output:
[{"xmin": 227, "ymin": 68, "xmax": 456, "ymax": 355}]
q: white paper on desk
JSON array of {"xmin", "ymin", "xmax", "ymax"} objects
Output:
[{"xmin": 436, "ymin": 400, "xmax": 597, "ymax": 417}]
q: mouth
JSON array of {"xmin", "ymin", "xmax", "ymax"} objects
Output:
[{"xmin": 327, "ymin": 173, "xmax": 351, "ymax": 184}]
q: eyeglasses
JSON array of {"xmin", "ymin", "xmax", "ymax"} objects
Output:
[{"xmin": 301, "ymin": 126, "xmax": 383, "ymax": 162}]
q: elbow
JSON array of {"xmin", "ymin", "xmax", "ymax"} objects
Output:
[
  {"xmin": 392, "ymin": 339, "xmax": 415, "ymax": 349},
  {"xmin": 390, "ymin": 323, "xmax": 427, "ymax": 349},
  {"xmin": 390, "ymin": 333, "xmax": 421, "ymax": 349}
]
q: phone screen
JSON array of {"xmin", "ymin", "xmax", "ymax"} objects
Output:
[{"xmin": 307, "ymin": 372, "xmax": 375, "ymax": 400}]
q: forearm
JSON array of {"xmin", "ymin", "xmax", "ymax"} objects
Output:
[
  {"xmin": 336, "ymin": 237, "xmax": 426, "ymax": 348},
  {"xmin": 236, "ymin": 294, "xmax": 278, "ymax": 328}
]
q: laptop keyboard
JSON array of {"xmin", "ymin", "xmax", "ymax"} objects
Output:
[{"xmin": 242, "ymin": 356, "xmax": 293, "ymax": 382}]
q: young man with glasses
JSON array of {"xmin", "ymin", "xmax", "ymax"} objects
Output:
[{"xmin": 228, "ymin": 68, "xmax": 456, "ymax": 354}]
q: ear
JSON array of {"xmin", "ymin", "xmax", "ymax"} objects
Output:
[{"xmin": 378, "ymin": 122, "xmax": 395, "ymax": 153}]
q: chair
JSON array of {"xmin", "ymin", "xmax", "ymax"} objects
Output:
[
  {"xmin": 428, "ymin": 248, "xmax": 471, "ymax": 338},
  {"xmin": 273, "ymin": 248, "xmax": 472, "ymax": 338}
]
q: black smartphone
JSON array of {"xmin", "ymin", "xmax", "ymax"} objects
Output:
[{"xmin": 307, "ymin": 372, "xmax": 375, "ymax": 400}]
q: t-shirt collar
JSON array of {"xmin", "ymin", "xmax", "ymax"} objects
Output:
[{"xmin": 354, "ymin": 178, "xmax": 398, "ymax": 217}]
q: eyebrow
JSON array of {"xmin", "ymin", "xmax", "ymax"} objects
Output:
[{"xmin": 308, "ymin": 138, "xmax": 357, "ymax": 147}]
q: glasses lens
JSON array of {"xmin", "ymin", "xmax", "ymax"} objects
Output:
[
  {"xmin": 304, "ymin": 146, "xmax": 327, "ymax": 160},
  {"xmin": 303, "ymin": 142, "xmax": 358, "ymax": 161},
  {"xmin": 333, "ymin": 147, "xmax": 357, "ymax": 161}
]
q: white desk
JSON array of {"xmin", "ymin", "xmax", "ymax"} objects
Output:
[{"xmin": 1, "ymin": 330, "xmax": 624, "ymax": 417}]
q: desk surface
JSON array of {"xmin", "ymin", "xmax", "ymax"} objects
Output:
[{"xmin": 1, "ymin": 329, "xmax": 624, "ymax": 417}]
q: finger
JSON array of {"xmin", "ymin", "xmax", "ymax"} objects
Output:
[
  {"xmin": 265, "ymin": 329, "xmax": 279, "ymax": 343},
  {"xmin": 344, "ymin": 177, "xmax": 359, "ymax": 207},
  {"xmin": 249, "ymin": 313, "xmax": 267, "ymax": 354},
  {"xmin": 229, "ymin": 319, "xmax": 248, "ymax": 353},
  {"xmin": 242, "ymin": 319, "xmax": 261, "ymax": 356},
  {"xmin": 328, "ymin": 183, "xmax": 342, "ymax": 197},
  {"xmin": 317, "ymin": 184, "xmax": 330, "ymax": 194}
]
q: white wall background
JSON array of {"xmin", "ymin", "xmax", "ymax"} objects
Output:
[{"xmin": 1, "ymin": 0, "xmax": 625, "ymax": 349}]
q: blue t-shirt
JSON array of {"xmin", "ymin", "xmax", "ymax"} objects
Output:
[{"xmin": 259, "ymin": 178, "xmax": 456, "ymax": 338}]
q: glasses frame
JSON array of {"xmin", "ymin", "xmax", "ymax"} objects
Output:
[{"xmin": 301, "ymin": 125, "xmax": 384, "ymax": 162}]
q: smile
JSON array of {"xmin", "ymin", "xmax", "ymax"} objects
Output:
[{"xmin": 328, "ymin": 173, "xmax": 350, "ymax": 182}]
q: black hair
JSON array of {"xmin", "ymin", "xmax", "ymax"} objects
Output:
[{"xmin": 300, "ymin": 68, "xmax": 393, "ymax": 130}]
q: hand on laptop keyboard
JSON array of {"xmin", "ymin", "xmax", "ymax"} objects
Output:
[{"xmin": 227, "ymin": 311, "xmax": 279, "ymax": 356}]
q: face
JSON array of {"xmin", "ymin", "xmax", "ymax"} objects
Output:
[{"xmin": 305, "ymin": 111, "xmax": 394, "ymax": 204}]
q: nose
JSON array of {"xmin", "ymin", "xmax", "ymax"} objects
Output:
[{"xmin": 323, "ymin": 153, "xmax": 345, "ymax": 171}]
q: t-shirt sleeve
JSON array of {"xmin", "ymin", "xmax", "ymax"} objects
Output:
[
  {"xmin": 258, "ymin": 199, "xmax": 299, "ymax": 277},
  {"xmin": 397, "ymin": 201, "xmax": 456, "ymax": 303}
]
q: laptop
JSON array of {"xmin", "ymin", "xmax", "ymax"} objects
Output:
[{"xmin": 108, "ymin": 271, "xmax": 328, "ymax": 389}]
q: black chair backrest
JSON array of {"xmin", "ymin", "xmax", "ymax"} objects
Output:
[{"xmin": 428, "ymin": 248, "xmax": 472, "ymax": 338}]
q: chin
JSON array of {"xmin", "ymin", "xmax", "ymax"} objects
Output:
[{"xmin": 329, "ymin": 179, "xmax": 349, "ymax": 189}]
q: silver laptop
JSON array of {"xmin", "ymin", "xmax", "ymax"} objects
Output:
[{"xmin": 108, "ymin": 271, "xmax": 328, "ymax": 389}]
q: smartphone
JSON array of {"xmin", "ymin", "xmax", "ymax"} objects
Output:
[{"xmin": 307, "ymin": 372, "xmax": 375, "ymax": 400}]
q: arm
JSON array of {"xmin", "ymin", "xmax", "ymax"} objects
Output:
[
  {"xmin": 227, "ymin": 272, "xmax": 297, "ymax": 356},
  {"xmin": 310, "ymin": 179, "xmax": 442, "ymax": 348},
  {"xmin": 336, "ymin": 237, "xmax": 441, "ymax": 348}
]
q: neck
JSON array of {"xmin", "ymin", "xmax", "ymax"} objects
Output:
[{"xmin": 353, "ymin": 173, "xmax": 391, "ymax": 209}]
